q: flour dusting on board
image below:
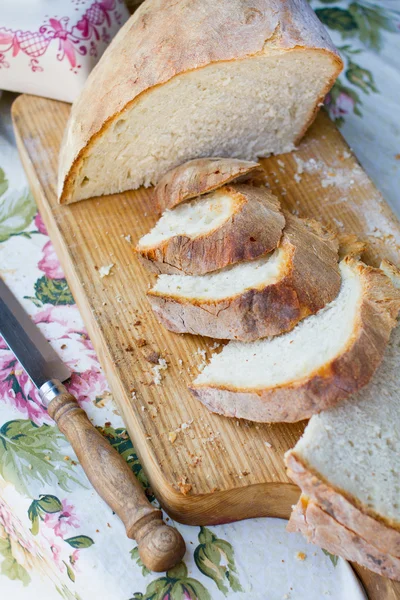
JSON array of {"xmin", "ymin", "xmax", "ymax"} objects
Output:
[{"xmin": 293, "ymin": 155, "xmax": 368, "ymax": 191}]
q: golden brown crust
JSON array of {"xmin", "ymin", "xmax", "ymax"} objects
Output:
[
  {"xmin": 190, "ymin": 258, "xmax": 400, "ymax": 422},
  {"xmin": 338, "ymin": 233, "xmax": 367, "ymax": 260},
  {"xmin": 288, "ymin": 496, "xmax": 400, "ymax": 581},
  {"xmin": 138, "ymin": 185, "xmax": 284, "ymax": 276},
  {"xmin": 58, "ymin": 0, "xmax": 343, "ymax": 204},
  {"xmin": 153, "ymin": 158, "xmax": 264, "ymax": 214},
  {"xmin": 148, "ymin": 211, "xmax": 340, "ymax": 341},
  {"xmin": 286, "ymin": 452, "xmax": 400, "ymax": 556},
  {"xmin": 380, "ymin": 259, "xmax": 400, "ymax": 289}
]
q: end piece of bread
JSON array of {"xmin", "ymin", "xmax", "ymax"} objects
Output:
[
  {"xmin": 286, "ymin": 322, "xmax": 400, "ymax": 555},
  {"xmin": 137, "ymin": 184, "xmax": 284, "ymax": 275},
  {"xmin": 288, "ymin": 496, "xmax": 400, "ymax": 581},
  {"xmin": 153, "ymin": 158, "xmax": 264, "ymax": 213},
  {"xmin": 58, "ymin": 0, "xmax": 342, "ymax": 204},
  {"xmin": 148, "ymin": 212, "xmax": 340, "ymax": 340},
  {"xmin": 190, "ymin": 258, "xmax": 400, "ymax": 422}
]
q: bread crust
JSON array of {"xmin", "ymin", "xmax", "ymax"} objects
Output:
[
  {"xmin": 58, "ymin": 0, "xmax": 343, "ymax": 204},
  {"xmin": 138, "ymin": 185, "xmax": 284, "ymax": 276},
  {"xmin": 148, "ymin": 212, "xmax": 340, "ymax": 340},
  {"xmin": 288, "ymin": 496, "xmax": 400, "ymax": 581},
  {"xmin": 153, "ymin": 158, "xmax": 264, "ymax": 214},
  {"xmin": 190, "ymin": 259, "xmax": 400, "ymax": 422},
  {"xmin": 286, "ymin": 452, "xmax": 400, "ymax": 556}
]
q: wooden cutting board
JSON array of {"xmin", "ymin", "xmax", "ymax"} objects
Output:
[{"xmin": 12, "ymin": 94, "xmax": 400, "ymax": 597}]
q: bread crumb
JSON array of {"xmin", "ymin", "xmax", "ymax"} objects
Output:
[
  {"xmin": 136, "ymin": 338, "xmax": 147, "ymax": 347},
  {"xmin": 149, "ymin": 406, "xmax": 158, "ymax": 418},
  {"xmin": 177, "ymin": 477, "xmax": 192, "ymax": 495},
  {"xmin": 294, "ymin": 173, "xmax": 302, "ymax": 184},
  {"xmin": 296, "ymin": 551, "xmax": 307, "ymax": 561},
  {"xmin": 176, "ymin": 419, "xmax": 194, "ymax": 432},
  {"xmin": 264, "ymin": 441, "xmax": 272, "ymax": 449},
  {"xmin": 99, "ymin": 263, "xmax": 114, "ymax": 278},
  {"xmin": 178, "ymin": 358, "xmax": 183, "ymax": 366},
  {"xmin": 124, "ymin": 234, "xmax": 132, "ymax": 243},
  {"xmin": 131, "ymin": 391, "xmax": 137, "ymax": 400},
  {"xmin": 152, "ymin": 357, "xmax": 168, "ymax": 385},
  {"xmin": 168, "ymin": 432, "xmax": 177, "ymax": 444},
  {"xmin": 145, "ymin": 351, "xmax": 160, "ymax": 364},
  {"xmin": 210, "ymin": 341, "xmax": 221, "ymax": 350}
]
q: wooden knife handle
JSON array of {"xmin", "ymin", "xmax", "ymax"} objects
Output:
[{"xmin": 41, "ymin": 381, "xmax": 185, "ymax": 572}]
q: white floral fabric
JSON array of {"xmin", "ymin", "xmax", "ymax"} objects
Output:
[{"xmin": 0, "ymin": 1, "xmax": 399, "ymax": 598}]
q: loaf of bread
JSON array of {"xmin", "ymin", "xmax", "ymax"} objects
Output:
[
  {"xmin": 190, "ymin": 259, "xmax": 400, "ymax": 422},
  {"xmin": 148, "ymin": 212, "xmax": 340, "ymax": 341},
  {"xmin": 58, "ymin": 0, "xmax": 342, "ymax": 204}
]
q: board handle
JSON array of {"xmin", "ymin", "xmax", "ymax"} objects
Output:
[{"xmin": 40, "ymin": 380, "xmax": 186, "ymax": 572}]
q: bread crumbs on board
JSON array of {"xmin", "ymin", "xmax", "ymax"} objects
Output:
[
  {"xmin": 177, "ymin": 477, "xmax": 192, "ymax": 495},
  {"xmin": 168, "ymin": 432, "xmax": 177, "ymax": 444},
  {"xmin": 99, "ymin": 263, "xmax": 114, "ymax": 278},
  {"xmin": 152, "ymin": 357, "xmax": 168, "ymax": 385}
]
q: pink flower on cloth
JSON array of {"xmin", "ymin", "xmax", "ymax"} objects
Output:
[
  {"xmin": 326, "ymin": 91, "xmax": 355, "ymax": 119},
  {"xmin": 0, "ymin": 335, "xmax": 49, "ymax": 424},
  {"xmin": 34, "ymin": 212, "xmax": 47, "ymax": 235},
  {"xmin": 67, "ymin": 367, "xmax": 110, "ymax": 405},
  {"xmin": 43, "ymin": 499, "xmax": 79, "ymax": 539},
  {"xmin": 38, "ymin": 240, "xmax": 65, "ymax": 279},
  {"xmin": 0, "ymin": 304, "xmax": 108, "ymax": 423}
]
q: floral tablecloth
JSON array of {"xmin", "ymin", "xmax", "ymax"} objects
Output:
[{"xmin": 0, "ymin": 1, "xmax": 399, "ymax": 599}]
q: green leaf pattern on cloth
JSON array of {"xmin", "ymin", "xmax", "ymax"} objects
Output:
[
  {"xmin": 0, "ymin": 536, "xmax": 31, "ymax": 585},
  {"xmin": 194, "ymin": 527, "xmax": 242, "ymax": 595},
  {"xmin": 0, "ymin": 167, "xmax": 36, "ymax": 243},
  {"xmin": 322, "ymin": 549, "xmax": 340, "ymax": 567},
  {"xmin": 0, "ymin": 2, "xmax": 398, "ymax": 598},
  {"xmin": 30, "ymin": 275, "xmax": 75, "ymax": 307},
  {"xmin": 0, "ymin": 420, "xmax": 85, "ymax": 496},
  {"xmin": 131, "ymin": 562, "xmax": 212, "ymax": 600}
]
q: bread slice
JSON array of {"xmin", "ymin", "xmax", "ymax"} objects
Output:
[
  {"xmin": 286, "ymin": 321, "xmax": 400, "ymax": 555},
  {"xmin": 148, "ymin": 212, "xmax": 340, "ymax": 340},
  {"xmin": 288, "ymin": 495, "xmax": 400, "ymax": 581},
  {"xmin": 58, "ymin": 0, "xmax": 342, "ymax": 204},
  {"xmin": 153, "ymin": 158, "xmax": 264, "ymax": 213},
  {"xmin": 190, "ymin": 259, "xmax": 400, "ymax": 422},
  {"xmin": 137, "ymin": 184, "xmax": 284, "ymax": 276}
]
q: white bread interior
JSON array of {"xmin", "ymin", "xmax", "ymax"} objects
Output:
[
  {"xmin": 152, "ymin": 248, "xmax": 285, "ymax": 301},
  {"xmin": 290, "ymin": 323, "xmax": 400, "ymax": 530},
  {"xmin": 62, "ymin": 51, "xmax": 339, "ymax": 202},
  {"xmin": 194, "ymin": 259, "xmax": 360, "ymax": 390},
  {"xmin": 138, "ymin": 191, "xmax": 234, "ymax": 249}
]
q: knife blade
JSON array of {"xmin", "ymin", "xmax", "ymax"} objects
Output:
[
  {"xmin": 0, "ymin": 278, "xmax": 70, "ymax": 388},
  {"xmin": 0, "ymin": 276, "xmax": 185, "ymax": 571}
]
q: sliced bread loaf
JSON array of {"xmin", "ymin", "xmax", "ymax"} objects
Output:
[
  {"xmin": 286, "ymin": 320, "xmax": 400, "ymax": 555},
  {"xmin": 288, "ymin": 495, "xmax": 400, "ymax": 581},
  {"xmin": 190, "ymin": 259, "xmax": 400, "ymax": 422},
  {"xmin": 137, "ymin": 185, "xmax": 284, "ymax": 275},
  {"xmin": 58, "ymin": 0, "xmax": 342, "ymax": 204},
  {"xmin": 147, "ymin": 212, "xmax": 340, "ymax": 340},
  {"xmin": 153, "ymin": 158, "xmax": 264, "ymax": 213}
]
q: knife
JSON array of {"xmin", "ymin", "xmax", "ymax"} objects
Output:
[{"xmin": 0, "ymin": 277, "xmax": 185, "ymax": 572}]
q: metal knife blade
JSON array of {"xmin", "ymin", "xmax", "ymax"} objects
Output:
[{"xmin": 0, "ymin": 278, "xmax": 70, "ymax": 388}]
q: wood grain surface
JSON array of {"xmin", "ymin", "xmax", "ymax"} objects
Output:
[{"xmin": 12, "ymin": 94, "xmax": 400, "ymax": 597}]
